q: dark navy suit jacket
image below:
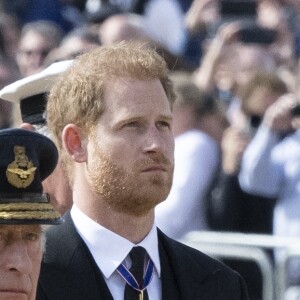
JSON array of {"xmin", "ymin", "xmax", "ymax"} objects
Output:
[{"xmin": 37, "ymin": 212, "xmax": 249, "ymax": 300}]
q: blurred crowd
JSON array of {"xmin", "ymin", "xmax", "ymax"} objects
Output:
[{"xmin": 2, "ymin": 0, "xmax": 300, "ymax": 298}]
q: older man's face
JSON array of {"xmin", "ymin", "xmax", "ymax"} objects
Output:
[{"xmin": 0, "ymin": 224, "xmax": 44, "ymax": 300}]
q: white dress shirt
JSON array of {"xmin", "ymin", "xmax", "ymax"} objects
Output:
[
  {"xmin": 239, "ymin": 126, "xmax": 300, "ymax": 281},
  {"xmin": 239, "ymin": 126, "xmax": 300, "ymax": 239},
  {"xmin": 71, "ymin": 204, "xmax": 162, "ymax": 299},
  {"xmin": 155, "ymin": 129, "xmax": 220, "ymax": 239}
]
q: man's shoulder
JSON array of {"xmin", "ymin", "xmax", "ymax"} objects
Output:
[
  {"xmin": 158, "ymin": 230, "xmax": 249, "ymax": 299},
  {"xmin": 158, "ymin": 229, "xmax": 244, "ymax": 279},
  {"xmin": 42, "ymin": 212, "xmax": 80, "ymax": 262},
  {"xmin": 160, "ymin": 231, "xmax": 226, "ymax": 265},
  {"xmin": 46, "ymin": 210, "xmax": 73, "ymax": 234}
]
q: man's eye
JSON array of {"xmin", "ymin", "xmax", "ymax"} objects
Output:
[
  {"xmin": 157, "ymin": 121, "xmax": 171, "ymax": 128},
  {"xmin": 0, "ymin": 232, "xmax": 7, "ymax": 241},
  {"xmin": 126, "ymin": 121, "xmax": 139, "ymax": 127},
  {"xmin": 24, "ymin": 232, "xmax": 40, "ymax": 241}
]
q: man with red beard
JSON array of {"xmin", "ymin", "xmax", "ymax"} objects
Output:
[{"xmin": 37, "ymin": 41, "xmax": 249, "ymax": 300}]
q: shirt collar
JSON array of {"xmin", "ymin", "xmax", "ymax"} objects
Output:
[{"xmin": 71, "ymin": 204, "xmax": 161, "ymax": 278}]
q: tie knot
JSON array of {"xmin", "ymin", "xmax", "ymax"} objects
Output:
[
  {"xmin": 129, "ymin": 246, "xmax": 147, "ymax": 286},
  {"xmin": 130, "ymin": 246, "xmax": 147, "ymax": 271},
  {"xmin": 118, "ymin": 246, "xmax": 154, "ymax": 300},
  {"xmin": 130, "ymin": 246, "xmax": 147, "ymax": 260}
]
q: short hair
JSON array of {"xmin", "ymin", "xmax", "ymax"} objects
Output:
[
  {"xmin": 62, "ymin": 26, "xmax": 100, "ymax": 46},
  {"xmin": 33, "ymin": 123, "xmax": 53, "ymax": 139},
  {"xmin": 178, "ymin": 85, "xmax": 220, "ymax": 118},
  {"xmin": 47, "ymin": 41, "xmax": 175, "ymax": 148},
  {"xmin": 171, "ymin": 71, "xmax": 223, "ymax": 119},
  {"xmin": 240, "ymin": 71, "xmax": 288, "ymax": 115},
  {"xmin": 20, "ymin": 20, "xmax": 63, "ymax": 47},
  {"xmin": 47, "ymin": 41, "xmax": 175, "ymax": 182}
]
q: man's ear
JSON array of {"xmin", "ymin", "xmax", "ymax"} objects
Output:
[{"xmin": 62, "ymin": 124, "xmax": 87, "ymax": 163}]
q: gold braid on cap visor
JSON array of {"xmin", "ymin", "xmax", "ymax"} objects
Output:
[{"xmin": 0, "ymin": 202, "xmax": 61, "ymax": 219}]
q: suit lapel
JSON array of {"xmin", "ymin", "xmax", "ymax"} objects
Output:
[
  {"xmin": 158, "ymin": 229, "xmax": 218, "ymax": 300},
  {"xmin": 159, "ymin": 237, "xmax": 181, "ymax": 300},
  {"xmin": 39, "ymin": 216, "xmax": 243, "ymax": 299},
  {"xmin": 38, "ymin": 212, "xmax": 113, "ymax": 300}
]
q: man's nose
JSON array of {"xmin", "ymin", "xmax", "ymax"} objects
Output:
[
  {"xmin": 3, "ymin": 240, "xmax": 33, "ymax": 273},
  {"xmin": 143, "ymin": 126, "xmax": 165, "ymax": 153}
]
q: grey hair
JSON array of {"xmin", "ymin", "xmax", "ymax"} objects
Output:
[
  {"xmin": 33, "ymin": 124, "xmax": 53, "ymax": 139},
  {"xmin": 40, "ymin": 224, "xmax": 49, "ymax": 252}
]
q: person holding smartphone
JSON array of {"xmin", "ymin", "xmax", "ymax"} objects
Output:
[{"xmin": 239, "ymin": 93, "xmax": 300, "ymax": 286}]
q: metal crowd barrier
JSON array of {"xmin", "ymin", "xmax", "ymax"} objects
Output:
[
  {"xmin": 180, "ymin": 231, "xmax": 300, "ymax": 300},
  {"xmin": 277, "ymin": 248, "xmax": 300, "ymax": 300}
]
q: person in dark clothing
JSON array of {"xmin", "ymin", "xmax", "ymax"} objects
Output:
[
  {"xmin": 207, "ymin": 71, "xmax": 288, "ymax": 300},
  {"xmin": 37, "ymin": 41, "xmax": 249, "ymax": 300}
]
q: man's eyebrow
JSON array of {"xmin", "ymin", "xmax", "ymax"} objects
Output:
[
  {"xmin": 114, "ymin": 116, "xmax": 143, "ymax": 126},
  {"xmin": 119, "ymin": 114, "xmax": 172, "ymax": 121},
  {"xmin": 157, "ymin": 114, "xmax": 173, "ymax": 123},
  {"xmin": 112, "ymin": 112, "xmax": 173, "ymax": 127}
]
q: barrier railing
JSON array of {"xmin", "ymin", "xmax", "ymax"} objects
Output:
[{"xmin": 180, "ymin": 231, "xmax": 300, "ymax": 300}]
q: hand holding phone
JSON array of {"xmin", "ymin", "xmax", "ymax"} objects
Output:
[
  {"xmin": 220, "ymin": 0, "xmax": 258, "ymax": 18},
  {"xmin": 291, "ymin": 104, "xmax": 300, "ymax": 116},
  {"xmin": 238, "ymin": 24, "xmax": 277, "ymax": 45}
]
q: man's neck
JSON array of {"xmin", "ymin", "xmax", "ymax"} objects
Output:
[{"xmin": 75, "ymin": 200, "xmax": 155, "ymax": 244}]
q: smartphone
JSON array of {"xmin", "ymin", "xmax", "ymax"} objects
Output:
[
  {"xmin": 239, "ymin": 25, "xmax": 277, "ymax": 45},
  {"xmin": 291, "ymin": 104, "xmax": 300, "ymax": 116},
  {"xmin": 220, "ymin": 0, "xmax": 258, "ymax": 17}
]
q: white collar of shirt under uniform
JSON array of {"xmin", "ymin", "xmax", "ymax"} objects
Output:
[{"xmin": 71, "ymin": 204, "xmax": 162, "ymax": 300}]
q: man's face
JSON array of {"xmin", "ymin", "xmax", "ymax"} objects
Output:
[
  {"xmin": 86, "ymin": 77, "xmax": 174, "ymax": 216},
  {"xmin": 17, "ymin": 32, "xmax": 54, "ymax": 76},
  {"xmin": 0, "ymin": 224, "xmax": 43, "ymax": 300}
]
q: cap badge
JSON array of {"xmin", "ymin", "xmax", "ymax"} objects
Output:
[{"xmin": 6, "ymin": 145, "xmax": 37, "ymax": 188}]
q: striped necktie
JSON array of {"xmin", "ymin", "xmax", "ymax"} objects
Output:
[{"xmin": 117, "ymin": 246, "xmax": 154, "ymax": 300}]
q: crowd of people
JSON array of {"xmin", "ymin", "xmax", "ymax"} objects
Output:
[{"xmin": 1, "ymin": 0, "xmax": 300, "ymax": 299}]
